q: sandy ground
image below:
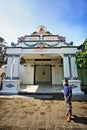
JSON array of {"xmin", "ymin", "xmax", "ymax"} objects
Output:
[{"xmin": 0, "ymin": 95, "xmax": 87, "ymax": 130}]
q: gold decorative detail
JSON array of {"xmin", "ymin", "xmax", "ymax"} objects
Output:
[{"xmin": 39, "ymin": 27, "xmax": 44, "ymax": 32}]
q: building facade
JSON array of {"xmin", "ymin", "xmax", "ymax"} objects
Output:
[{"xmin": 0, "ymin": 25, "xmax": 85, "ymax": 94}]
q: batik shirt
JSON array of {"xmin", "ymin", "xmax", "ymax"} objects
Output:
[{"xmin": 64, "ymin": 85, "xmax": 72, "ymax": 102}]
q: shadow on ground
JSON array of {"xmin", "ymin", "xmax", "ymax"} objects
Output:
[{"xmin": 72, "ymin": 115, "xmax": 87, "ymax": 125}]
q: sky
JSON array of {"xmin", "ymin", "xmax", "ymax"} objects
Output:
[{"xmin": 0, "ymin": 0, "xmax": 87, "ymax": 46}]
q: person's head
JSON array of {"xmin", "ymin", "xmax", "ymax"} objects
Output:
[{"xmin": 64, "ymin": 78, "xmax": 68, "ymax": 86}]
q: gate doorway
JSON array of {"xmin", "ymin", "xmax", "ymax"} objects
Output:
[{"xmin": 34, "ymin": 65, "xmax": 52, "ymax": 85}]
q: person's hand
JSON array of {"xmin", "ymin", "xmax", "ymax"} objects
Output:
[{"xmin": 64, "ymin": 96, "xmax": 67, "ymax": 102}]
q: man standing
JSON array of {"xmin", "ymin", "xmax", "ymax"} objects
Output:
[{"xmin": 63, "ymin": 78, "xmax": 72, "ymax": 122}]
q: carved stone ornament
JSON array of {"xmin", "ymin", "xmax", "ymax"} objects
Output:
[{"xmin": 6, "ymin": 83, "xmax": 15, "ymax": 88}]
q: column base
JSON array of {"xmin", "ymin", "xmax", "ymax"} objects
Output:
[
  {"xmin": 0, "ymin": 79, "xmax": 20, "ymax": 94},
  {"xmin": 62, "ymin": 79, "xmax": 84, "ymax": 95}
]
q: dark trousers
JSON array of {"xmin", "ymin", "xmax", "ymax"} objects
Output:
[{"xmin": 66, "ymin": 101, "xmax": 72, "ymax": 116}]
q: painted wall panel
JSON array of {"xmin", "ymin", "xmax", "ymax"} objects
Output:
[
  {"xmin": 52, "ymin": 64, "xmax": 63, "ymax": 85},
  {"xmin": 19, "ymin": 64, "xmax": 34, "ymax": 84}
]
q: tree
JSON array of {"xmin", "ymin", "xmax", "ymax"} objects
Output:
[
  {"xmin": 76, "ymin": 38, "xmax": 87, "ymax": 69},
  {"xmin": 0, "ymin": 37, "xmax": 7, "ymax": 67},
  {"xmin": 0, "ymin": 37, "xmax": 4, "ymax": 43}
]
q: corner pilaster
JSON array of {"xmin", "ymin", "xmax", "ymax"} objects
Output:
[
  {"xmin": 5, "ymin": 55, "xmax": 13, "ymax": 79},
  {"xmin": 63, "ymin": 54, "xmax": 70, "ymax": 79},
  {"xmin": 12, "ymin": 55, "xmax": 20, "ymax": 80},
  {"xmin": 70, "ymin": 55, "xmax": 78, "ymax": 79}
]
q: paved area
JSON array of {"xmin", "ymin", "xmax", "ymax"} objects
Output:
[
  {"xmin": 19, "ymin": 85, "xmax": 62, "ymax": 93},
  {"xmin": 0, "ymin": 95, "xmax": 87, "ymax": 130}
]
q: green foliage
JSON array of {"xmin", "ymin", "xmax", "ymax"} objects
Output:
[
  {"xmin": 0, "ymin": 53, "xmax": 7, "ymax": 67},
  {"xmin": 76, "ymin": 38, "xmax": 87, "ymax": 69}
]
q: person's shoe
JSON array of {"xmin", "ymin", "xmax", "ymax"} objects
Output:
[{"xmin": 67, "ymin": 115, "xmax": 71, "ymax": 122}]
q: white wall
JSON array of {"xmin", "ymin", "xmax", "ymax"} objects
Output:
[
  {"xmin": 19, "ymin": 64, "xmax": 34, "ymax": 84},
  {"xmin": 52, "ymin": 64, "xmax": 63, "ymax": 85},
  {"xmin": 19, "ymin": 59, "xmax": 64, "ymax": 85}
]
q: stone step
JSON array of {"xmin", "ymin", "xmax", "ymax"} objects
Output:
[{"xmin": 18, "ymin": 92, "xmax": 64, "ymax": 99}]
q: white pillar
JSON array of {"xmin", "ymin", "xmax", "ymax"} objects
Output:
[
  {"xmin": 1, "ymin": 55, "xmax": 20, "ymax": 94},
  {"xmin": 5, "ymin": 55, "xmax": 13, "ymax": 79},
  {"xmin": 70, "ymin": 55, "xmax": 78, "ymax": 79},
  {"xmin": 63, "ymin": 55, "xmax": 70, "ymax": 79},
  {"xmin": 13, "ymin": 55, "xmax": 20, "ymax": 79}
]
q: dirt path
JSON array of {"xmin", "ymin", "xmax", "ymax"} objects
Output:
[{"xmin": 0, "ymin": 96, "xmax": 87, "ymax": 130}]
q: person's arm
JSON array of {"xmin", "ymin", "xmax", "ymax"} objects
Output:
[
  {"xmin": 64, "ymin": 86, "xmax": 68, "ymax": 102},
  {"xmin": 66, "ymin": 86, "xmax": 72, "ymax": 102},
  {"xmin": 64, "ymin": 86, "xmax": 68, "ymax": 96},
  {"xmin": 70, "ymin": 86, "xmax": 72, "ymax": 98}
]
